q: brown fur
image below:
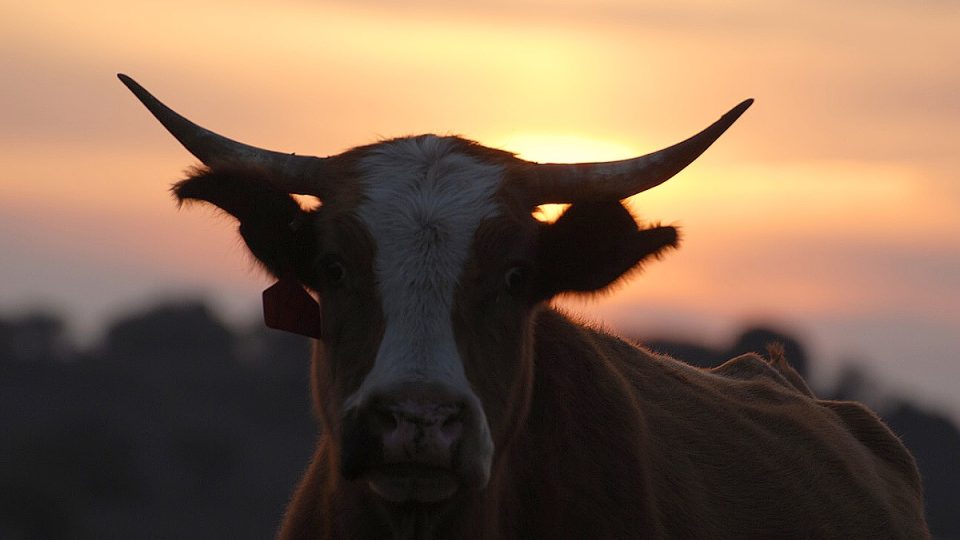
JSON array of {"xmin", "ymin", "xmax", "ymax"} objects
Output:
[{"xmin": 278, "ymin": 309, "xmax": 929, "ymax": 539}]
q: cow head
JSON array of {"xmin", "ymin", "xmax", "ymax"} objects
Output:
[{"xmin": 120, "ymin": 74, "xmax": 750, "ymax": 506}]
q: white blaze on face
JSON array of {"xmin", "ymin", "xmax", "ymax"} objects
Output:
[{"xmin": 349, "ymin": 136, "xmax": 503, "ymax": 405}]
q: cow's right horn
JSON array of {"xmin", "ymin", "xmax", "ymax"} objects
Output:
[{"xmin": 118, "ymin": 74, "xmax": 327, "ymax": 196}]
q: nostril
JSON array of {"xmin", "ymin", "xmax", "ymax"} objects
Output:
[{"xmin": 440, "ymin": 408, "xmax": 465, "ymax": 442}]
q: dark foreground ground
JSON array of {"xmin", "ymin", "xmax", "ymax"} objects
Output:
[{"xmin": 2, "ymin": 302, "xmax": 957, "ymax": 539}]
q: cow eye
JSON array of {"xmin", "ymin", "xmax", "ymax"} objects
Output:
[
  {"xmin": 504, "ymin": 266, "xmax": 527, "ymax": 295},
  {"xmin": 321, "ymin": 258, "xmax": 346, "ymax": 286}
]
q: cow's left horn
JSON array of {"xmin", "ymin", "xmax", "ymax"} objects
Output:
[
  {"xmin": 524, "ymin": 99, "xmax": 753, "ymax": 204},
  {"xmin": 118, "ymin": 74, "xmax": 326, "ymax": 196}
]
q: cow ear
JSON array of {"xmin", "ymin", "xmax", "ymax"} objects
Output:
[
  {"xmin": 534, "ymin": 200, "xmax": 678, "ymax": 298},
  {"xmin": 173, "ymin": 166, "xmax": 315, "ymax": 278}
]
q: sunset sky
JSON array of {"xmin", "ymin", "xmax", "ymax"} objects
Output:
[{"xmin": 2, "ymin": 1, "xmax": 958, "ymax": 419}]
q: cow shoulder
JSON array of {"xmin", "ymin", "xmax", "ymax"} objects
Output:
[{"xmin": 512, "ymin": 308, "xmax": 663, "ymax": 538}]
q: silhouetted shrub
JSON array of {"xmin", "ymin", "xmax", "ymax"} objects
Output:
[
  {"xmin": 0, "ymin": 312, "xmax": 72, "ymax": 364},
  {"xmin": 102, "ymin": 301, "xmax": 235, "ymax": 374}
]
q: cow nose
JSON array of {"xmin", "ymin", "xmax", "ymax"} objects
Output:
[
  {"xmin": 372, "ymin": 396, "xmax": 464, "ymax": 468},
  {"xmin": 340, "ymin": 382, "xmax": 495, "ymax": 500}
]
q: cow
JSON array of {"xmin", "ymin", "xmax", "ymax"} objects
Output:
[{"xmin": 119, "ymin": 74, "xmax": 929, "ymax": 539}]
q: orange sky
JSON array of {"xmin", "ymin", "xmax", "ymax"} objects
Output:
[{"xmin": 2, "ymin": 1, "xmax": 958, "ymax": 418}]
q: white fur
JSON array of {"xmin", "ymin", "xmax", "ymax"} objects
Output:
[{"xmin": 348, "ymin": 136, "xmax": 503, "ymax": 406}]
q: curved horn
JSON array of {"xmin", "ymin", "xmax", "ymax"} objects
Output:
[
  {"xmin": 526, "ymin": 99, "xmax": 753, "ymax": 204},
  {"xmin": 118, "ymin": 74, "xmax": 326, "ymax": 195}
]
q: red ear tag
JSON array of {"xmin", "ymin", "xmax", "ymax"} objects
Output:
[{"xmin": 262, "ymin": 277, "xmax": 322, "ymax": 339}]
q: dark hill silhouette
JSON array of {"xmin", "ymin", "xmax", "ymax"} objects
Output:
[
  {"xmin": 1, "ymin": 304, "xmax": 956, "ymax": 538},
  {"xmin": 1, "ymin": 303, "xmax": 316, "ymax": 539}
]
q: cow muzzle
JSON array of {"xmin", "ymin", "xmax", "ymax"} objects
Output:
[{"xmin": 341, "ymin": 382, "xmax": 493, "ymax": 504}]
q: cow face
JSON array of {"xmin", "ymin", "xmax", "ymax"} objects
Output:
[
  {"xmin": 173, "ymin": 135, "xmax": 678, "ymax": 504},
  {"xmin": 121, "ymin": 73, "xmax": 748, "ymax": 506}
]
